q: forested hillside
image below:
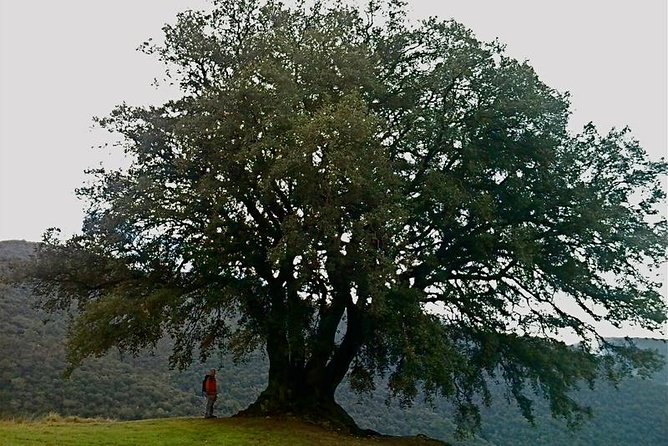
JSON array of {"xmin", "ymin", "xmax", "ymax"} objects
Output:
[{"xmin": 1, "ymin": 240, "xmax": 666, "ymax": 445}]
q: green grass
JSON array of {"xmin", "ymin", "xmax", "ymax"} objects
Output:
[{"xmin": 0, "ymin": 416, "xmax": 447, "ymax": 446}]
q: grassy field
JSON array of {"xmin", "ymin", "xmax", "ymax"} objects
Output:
[{"xmin": 0, "ymin": 416, "xmax": 448, "ymax": 446}]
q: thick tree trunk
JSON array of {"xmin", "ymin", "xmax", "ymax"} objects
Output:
[
  {"xmin": 235, "ymin": 366, "xmax": 358, "ymax": 432},
  {"xmin": 236, "ymin": 249, "xmax": 368, "ymax": 432},
  {"xmin": 235, "ymin": 303, "xmax": 365, "ymax": 433}
]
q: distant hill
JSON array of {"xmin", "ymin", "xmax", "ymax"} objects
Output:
[{"xmin": 1, "ymin": 240, "xmax": 666, "ymax": 446}]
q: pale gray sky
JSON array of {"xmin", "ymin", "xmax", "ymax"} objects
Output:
[
  {"xmin": 0, "ymin": 1, "xmax": 666, "ymax": 338},
  {"xmin": 1, "ymin": 0, "xmax": 665, "ymax": 241}
]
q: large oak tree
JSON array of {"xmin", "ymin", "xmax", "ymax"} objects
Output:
[{"xmin": 33, "ymin": 0, "xmax": 667, "ymax": 434}]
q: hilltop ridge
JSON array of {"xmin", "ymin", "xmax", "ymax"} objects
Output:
[{"xmin": 0, "ymin": 416, "xmax": 450, "ymax": 445}]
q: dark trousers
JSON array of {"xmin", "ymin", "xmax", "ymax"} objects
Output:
[{"xmin": 205, "ymin": 393, "xmax": 217, "ymax": 417}]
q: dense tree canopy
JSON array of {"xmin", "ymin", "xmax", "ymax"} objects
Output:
[{"xmin": 33, "ymin": 0, "xmax": 667, "ymax": 434}]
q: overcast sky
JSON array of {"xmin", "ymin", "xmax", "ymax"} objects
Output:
[{"xmin": 1, "ymin": 0, "xmax": 665, "ymax": 242}]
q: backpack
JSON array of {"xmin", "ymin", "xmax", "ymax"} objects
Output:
[{"xmin": 201, "ymin": 375, "xmax": 210, "ymax": 393}]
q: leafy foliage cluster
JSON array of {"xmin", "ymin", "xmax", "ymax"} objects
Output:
[{"xmin": 29, "ymin": 0, "xmax": 667, "ymax": 433}]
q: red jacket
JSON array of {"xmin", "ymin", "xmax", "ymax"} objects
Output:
[{"xmin": 204, "ymin": 375, "xmax": 217, "ymax": 395}]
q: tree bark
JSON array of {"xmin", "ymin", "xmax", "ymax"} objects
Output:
[
  {"xmin": 235, "ymin": 238, "xmax": 368, "ymax": 432},
  {"xmin": 234, "ymin": 347, "xmax": 360, "ymax": 432},
  {"xmin": 235, "ymin": 299, "xmax": 364, "ymax": 432}
]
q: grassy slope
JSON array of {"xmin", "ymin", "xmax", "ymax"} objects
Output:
[{"xmin": 0, "ymin": 417, "xmax": 448, "ymax": 446}]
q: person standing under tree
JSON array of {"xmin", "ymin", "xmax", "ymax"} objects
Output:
[{"xmin": 202, "ymin": 369, "xmax": 218, "ymax": 418}]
